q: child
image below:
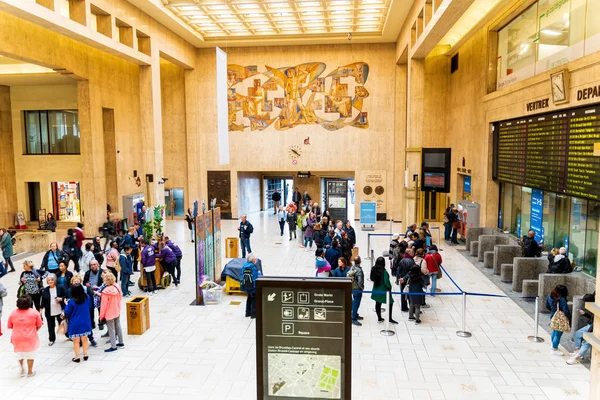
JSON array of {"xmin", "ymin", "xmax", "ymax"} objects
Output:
[{"xmin": 407, "ymin": 265, "xmax": 426, "ymax": 325}]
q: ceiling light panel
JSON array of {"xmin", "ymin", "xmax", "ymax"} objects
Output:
[{"xmin": 163, "ymin": 0, "xmax": 391, "ymax": 38}]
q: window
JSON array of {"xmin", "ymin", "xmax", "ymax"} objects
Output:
[{"xmin": 24, "ymin": 110, "xmax": 80, "ymax": 154}]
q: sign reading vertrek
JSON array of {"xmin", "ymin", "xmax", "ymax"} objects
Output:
[{"xmin": 256, "ymin": 277, "xmax": 352, "ymax": 400}]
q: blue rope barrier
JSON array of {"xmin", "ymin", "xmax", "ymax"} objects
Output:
[
  {"xmin": 439, "ymin": 264, "xmax": 463, "ymax": 293},
  {"xmin": 355, "ymin": 289, "xmax": 463, "ymax": 296},
  {"xmin": 466, "ymin": 291, "xmax": 537, "ymax": 300}
]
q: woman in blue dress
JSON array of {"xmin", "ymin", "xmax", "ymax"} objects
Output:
[{"xmin": 63, "ymin": 284, "xmax": 92, "ymax": 362}]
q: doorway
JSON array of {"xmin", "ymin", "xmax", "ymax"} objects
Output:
[
  {"xmin": 263, "ymin": 177, "xmax": 294, "ymax": 211},
  {"xmin": 27, "ymin": 182, "xmax": 41, "ymax": 221},
  {"xmin": 164, "ymin": 188, "xmax": 184, "ymax": 218},
  {"xmin": 420, "ymin": 191, "xmax": 448, "ymax": 222},
  {"xmin": 51, "ymin": 181, "xmax": 81, "ymax": 222},
  {"xmin": 123, "ymin": 193, "xmax": 144, "ymax": 226}
]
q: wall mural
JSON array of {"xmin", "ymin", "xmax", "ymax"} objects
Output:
[{"xmin": 227, "ymin": 62, "xmax": 370, "ymax": 132}]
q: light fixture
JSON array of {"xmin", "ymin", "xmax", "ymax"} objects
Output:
[
  {"xmin": 330, "ymin": 0, "xmax": 351, "ymax": 5},
  {"xmin": 331, "ymin": 10, "xmax": 350, "ymax": 14},
  {"xmin": 179, "ymin": 6, "xmax": 199, "ymax": 11},
  {"xmin": 208, "ymin": 5, "xmax": 229, "ymax": 10},
  {"xmin": 299, "ymin": 2, "xmax": 320, "ymax": 6},
  {"xmin": 238, "ymin": 4, "xmax": 259, "ymax": 9},
  {"xmin": 541, "ymin": 29, "xmax": 562, "ymax": 36},
  {"xmin": 269, "ymin": 2, "xmax": 290, "ymax": 8},
  {"xmin": 363, "ymin": 8, "xmax": 380, "ymax": 13}
]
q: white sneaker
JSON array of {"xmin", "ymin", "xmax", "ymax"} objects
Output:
[
  {"xmin": 19, "ymin": 368, "xmax": 25, "ymax": 378},
  {"xmin": 569, "ymin": 351, "xmax": 578, "ymax": 357},
  {"xmin": 550, "ymin": 349, "xmax": 563, "ymax": 356},
  {"xmin": 566, "ymin": 357, "xmax": 580, "ymax": 365},
  {"xmin": 153, "ymin": 290, "xmax": 157, "ymax": 294}
]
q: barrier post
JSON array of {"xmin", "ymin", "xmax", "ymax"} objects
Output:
[
  {"xmin": 527, "ymin": 296, "xmax": 545, "ymax": 343},
  {"xmin": 367, "ymin": 234, "xmax": 371, "ymax": 260},
  {"xmin": 389, "ymin": 218, "xmax": 393, "ymax": 233},
  {"xmin": 380, "ymin": 291, "xmax": 395, "ymax": 336},
  {"xmin": 456, "ymin": 292, "xmax": 472, "ymax": 338}
]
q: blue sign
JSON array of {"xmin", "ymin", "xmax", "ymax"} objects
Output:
[
  {"xmin": 565, "ymin": 235, "xmax": 569, "ymax": 256},
  {"xmin": 360, "ymin": 202, "xmax": 377, "ymax": 225},
  {"xmin": 530, "ymin": 189, "xmax": 543, "ymax": 242},
  {"xmin": 541, "ymin": 226, "xmax": 545, "ymax": 246},
  {"xmin": 463, "ymin": 176, "xmax": 471, "ymax": 194},
  {"xmin": 498, "ymin": 209, "xmax": 503, "ymax": 229},
  {"xmin": 517, "ymin": 216, "xmax": 521, "ymax": 238}
]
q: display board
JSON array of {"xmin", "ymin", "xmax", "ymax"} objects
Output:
[
  {"xmin": 195, "ymin": 214, "xmax": 206, "ymax": 305},
  {"xmin": 493, "ymin": 104, "xmax": 600, "ymax": 201},
  {"xmin": 256, "ymin": 277, "xmax": 352, "ymax": 400},
  {"xmin": 204, "ymin": 210, "xmax": 215, "ymax": 282},
  {"xmin": 213, "ymin": 208, "xmax": 223, "ymax": 283},
  {"xmin": 325, "ymin": 180, "xmax": 348, "ymax": 222},
  {"xmin": 359, "ymin": 202, "xmax": 377, "ymax": 225}
]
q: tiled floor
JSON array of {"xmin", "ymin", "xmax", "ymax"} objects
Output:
[{"xmin": 0, "ymin": 212, "xmax": 591, "ymax": 399}]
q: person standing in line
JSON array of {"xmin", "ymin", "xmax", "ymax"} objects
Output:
[
  {"xmin": 313, "ymin": 223, "xmax": 326, "ymax": 249},
  {"xmin": 7, "ymin": 296, "xmax": 43, "ymax": 377},
  {"xmin": 297, "ymin": 209, "xmax": 307, "ymax": 248},
  {"xmin": 119, "ymin": 245, "xmax": 133, "ymax": 297},
  {"xmin": 286, "ymin": 203, "xmax": 297, "ymax": 241},
  {"xmin": 63, "ymin": 284, "xmax": 93, "ymax": 362},
  {"xmin": 164, "ymin": 236, "xmax": 183, "ymax": 285},
  {"xmin": 241, "ymin": 253, "xmax": 261, "ymax": 319},
  {"xmin": 450, "ymin": 208, "xmax": 460, "ymax": 244},
  {"xmin": 406, "ymin": 265, "xmax": 426, "ymax": 324},
  {"xmin": 304, "ymin": 213, "xmax": 316, "ymax": 250},
  {"xmin": 272, "ymin": 189, "xmax": 281, "ymax": 215},
  {"xmin": 40, "ymin": 273, "xmax": 66, "ymax": 346},
  {"xmin": 340, "ymin": 231, "xmax": 353, "ymax": 266},
  {"xmin": 315, "ymin": 249, "xmax": 332, "ymax": 277},
  {"xmin": 396, "ymin": 249, "xmax": 415, "ymax": 312},
  {"xmin": 292, "ymin": 187, "xmax": 302, "ymax": 210},
  {"xmin": 303, "ymin": 190, "xmax": 312, "ymax": 209},
  {"xmin": 41, "ymin": 242, "xmax": 67, "ymax": 274},
  {"xmin": 311, "ymin": 202, "xmax": 322, "ymax": 222},
  {"xmin": 343, "ymin": 220, "xmax": 356, "ymax": 248},
  {"xmin": 546, "ymin": 284, "xmax": 571, "ymax": 356},
  {"xmin": 370, "ymin": 257, "xmax": 398, "ymax": 324},
  {"xmin": 238, "ymin": 214, "xmax": 254, "ymax": 258},
  {"xmin": 325, "ymin": 241, "xmax": 342, "ymax": 269},
  {"xmin": 185, "ymin": 208, "xmax": 195, "ymax": 243},
  {"xmin": 73, "ymin": 223, "xmax": 86, "ymax": 273},
  {"xmin": 277, "ymin": 206, "xmax": 287, "ymax": 236},
  {"xmin": 423, "ymin": 245, "xmax": 442, "ymax": 295},
  {"xmin": 0, "ymin": 228, "xmax": 15, "ymax": 273},
  {"xmin": 332, "ymin": 258, "xmax": 350, "ymax": 277},
  {"xmin": 443, "ymin": 206, "xmax": 453, "ymax": 241},
  {"xmin": 347, "ymin": 256, "xmax": 365, "ymax": 326},
  {"xmin": 99, "ymin": 273, "xmax": 124, "ymax": 352},
  {"xmin": 140, "ymin": 238, "xmax": 157, "ymax": 294}
]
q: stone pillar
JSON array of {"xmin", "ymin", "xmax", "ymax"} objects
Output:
[
  {"xmin": 393, "ymin": 64, "xmax": 407, "ymax": 223},
  {"xmin": 77, "ymin": 80, "xmax": 107, "ymax": 231},
  {"xmin": 139, "ymin": 50, "xmax": 164, "ymax": 208},
  {"xmin": 185, "ymin": 66, "xmax": 202, "ymax": 207},
  {"xmin": 0, "ymin": 86, "xmax": 17, "ymax": 228}
]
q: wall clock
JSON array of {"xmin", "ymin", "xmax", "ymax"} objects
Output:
[
  {"xmin": 288, "ymin": 145, "xmax": 302, "ymax": 160},
  {"xmin": 550, "ymin": 69, "xmax": 569, "ymax": 105}
]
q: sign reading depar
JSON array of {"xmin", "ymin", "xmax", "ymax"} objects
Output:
[
  {"xmin": 256, "ymin": 277, "xmax": 352, "ymax": 400},
  {"xmin": 577, "ymin": 85, "xmax": 600, "ymax": 101}
]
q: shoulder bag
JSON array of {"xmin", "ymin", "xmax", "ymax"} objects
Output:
[{"xmin": 550, "ymin": 303, "xmax": 570, "ymax": 332}]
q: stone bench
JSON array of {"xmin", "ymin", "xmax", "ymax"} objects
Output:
[
  {"xmin": 466, "ymin": 227, "xmax": 502, "ymax": 253},
  {"xmin": 501, "ymin": 264, "xmax": 513, "ymax": 283},
  {"xmin": 478, "ymin": 235, "xmax": 511, "ymax": 262},
  {"xmin": 493, "ymin": 245, "xmax": 523, "ymax": 275},
  {"xmin": 13, "ymin": 231, "xmax": 57, "ymax": 254},
  {"xmin": 522, "ymin": 279, "xmax": 539, "ymax": 299},
  {"xmin": 470, "ymin": 241, "xmax": 479, "ymax": 257},
  {"xmin": 512, "ymin": 257, "xmax": 548, "ymax": 292},
  {"xmin": 483, "ymin": 251, "xmax": 494, "ymax": 269},
  {"xmin": 537, "ymin": 272, "xmax": 595, "ymax": 319}
]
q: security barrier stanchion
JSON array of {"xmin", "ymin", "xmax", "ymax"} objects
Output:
[
  {"xmin": 367, "ymin": 234, "xmax": 371, "ymax": 260},
  {"xmin": 389, "ymin": 218, "xmax": 393, "ymax": 233},
  {"xmin": 380, "ymin": 291, "xmax": 395, "ymax": 337},
  {"xmin": 527, "ymin": 296, "xmax": 545, "ymax": 343},
  {"xmin": 456, "ymin": 292, "xmax": 472, "ymax": 338}
]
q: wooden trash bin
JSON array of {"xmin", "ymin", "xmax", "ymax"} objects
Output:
[
  {"xmin": 126, "ymin": 296, "xmax": 150, "ymax": 335},
  {"xmin": 226, "ymin": 237, "xmax": 239, "ymax": 258}
]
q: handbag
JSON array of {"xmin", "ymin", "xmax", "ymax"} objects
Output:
[
  {"xmin": 57, "ymin": 318, "xmax": 68, "ymax": 335},
  {"xmin": 431, "ymin": 255, "xmax": 443, "ymax": 280},
  {"xmin": 550, "ymin": 310, "xmax": 570, "ymax": 332}
]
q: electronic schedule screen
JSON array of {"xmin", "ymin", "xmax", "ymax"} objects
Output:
[{"xmin": 493, "ymin": 104, "xmax": 600, "ymax": 201}]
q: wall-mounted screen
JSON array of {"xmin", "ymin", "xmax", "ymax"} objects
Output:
[{"xmin": 421, "ymin": 148, "xmax": 451, "ymax": 192}]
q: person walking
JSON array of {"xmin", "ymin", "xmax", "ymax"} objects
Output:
[
  {"xmin": 7, "ymin": 296, "xmax": 43, "ymax": 377},
  {"xmin": 40, "ymin": 273, "xmax": 66, "ymax": 346},
  {"xmin": 347, "ymin": 256, "xmax": 365, "ymax": 326},
  {"xmin": 185, "ymin": 208, "xmax": 195, "ymax": 243},
  {"xmin": 73, "ymin": 223, "xmax": 86, "ymax": 273},
  {"xmin": 62, "ymin": 229, "xmax": 78, "ymax": 271},
  {"xmin": 64, "ymin": 284, "xmax": 93, "ymax": 362},
  {"xmin": 238, "ymin": 215, "xmax": 254, "ymax": 258},
  {"xmin": 40, "ymin": 242, "xmax": 68, "ymax": 274},
  {"xmin": 297, "ymin": 210, "xmax": 308, "ymax": 248},
  {"xmin": 99, "ymin": 272, "xmax": 124, "ymax": 352},
  {"xmin": 140, "ymin": 238, "xmax": 157, "ymax": 294},
  {"xmin": 19, "ymin": 261, "xmax": 44, "ymax": 311},
  {"xmin": 406, "ymin": 265, "xmax": 426, "ymax": 324},
  {"xmin": 292, "ymin": 187, "xmax": 302, "ymax": 210},
  {"xmin": 0, "ymin": 228, "xmax": 15, "ymax": 273},
  {"xmin": 119, "ymin": 245, "xmax": 133, "ymax": 296},
  {"xmin": 423, "ymin": 245, "xmax": 442, "ymax": 295},
  {"xmin": 0, "ymin": 250, "xmax": 6, "ymax": 278},
  {"xmin": 286, "ymin": 203, "xmax": 297, "ymax": 241},
  {"xmin": 546, "ymin": 285, "xmax": 571, "ymax": 356},
  {"xmin": 241, "ymin": 253, "xmax": 261, "ymax": 319},
  {"xmin": 272, "ymin": 189, "xmax": 281, "ymax": 215},
  {"xmin": 370, "ymin": 257, "xmax": 397, "ymax": 324},
  {"xmin": 277, "ymin": 206, "xmax": 286, "ymax": 236}
]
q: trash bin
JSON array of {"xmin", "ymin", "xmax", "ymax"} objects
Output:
[
  {"xmin": 226, "ymin": 237, "xmax": 239, "ymax": 258},
  {"xmin": 126, "ymin": 296, "xmax": 150, "ymax": 335}
]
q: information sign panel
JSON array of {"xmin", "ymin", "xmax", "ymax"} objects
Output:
[
  {"xmin": 359, "ymin": 202, "xmax": 377, "ymax": 225},
  {"xmin": 530, "ymin": 189, "xmax": 544, "ymax": 242},
  {"xmin": 256, "ymin": 277, "xmax": 352, "ymax": 400},
  {"xmin": 325, "ymin": 180, "xmax": 348, "ymax": 223}
]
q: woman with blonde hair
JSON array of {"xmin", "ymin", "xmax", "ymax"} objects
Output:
[{"xmin": 100, "ymin": 272, "xmax": 124, "ymax": 352}]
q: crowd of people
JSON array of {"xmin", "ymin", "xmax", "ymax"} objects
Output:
[{"xmin": 0, "ymin": 215, "xmax": 186, "ymax": 377}]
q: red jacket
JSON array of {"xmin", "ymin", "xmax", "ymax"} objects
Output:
[
  {"xmin": 424, "ymin": 252, "xmax": 442, "ymax": 273},
  {"xmin": 74, "ymin": 227, "xmax": 85, "ymax": 248}
]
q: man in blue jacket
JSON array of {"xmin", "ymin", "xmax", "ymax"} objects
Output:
[
  {"xmin": 238, "ymin": 215, "xmax": 254, "ymax": 258},
  {"xmin": 119, "ymin": 245, "xmax": 134, "ymax": 296},
  {"xmin": 241, "ymin": 253, "xmax": 261, "ymax": 319}
]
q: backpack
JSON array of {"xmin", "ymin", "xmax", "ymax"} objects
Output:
[
  {"xmin": 241, "ymin": 268, "xmax": 254, "ymax": 292},
  {"xmin": 114, "ymin": 255, "xmax": 122, "ymax": 272}
]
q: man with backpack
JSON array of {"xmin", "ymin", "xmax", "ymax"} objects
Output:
[
  {"xmin": 238, "ymin": 215, "xmax": 254, "ymax": 258},
  {"xmin": 0, "ymin": 228, "xmax": 15, "ymax": 273},
  {"xmin": 347, "ymin": 256, "xmax": 365, "ymax": 326},
  {"xmin": 241, "ymin": 253, "xmax": 261, "ymax": 319}
]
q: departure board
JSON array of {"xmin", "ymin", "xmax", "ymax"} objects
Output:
[{"xmin": 493, "ymin": 104, "xmax": 600, "ymax": 202}]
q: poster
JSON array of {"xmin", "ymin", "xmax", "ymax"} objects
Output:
[
  {"xmin": 213, "ymin": 208, "xmax": 222, "ymax": 283},
  {"xmin": 359, "ymin": 202, "xmax": 377, "ymax": 225},
  {"xmin": 205, "ymin": 210, "xmax": 215, "ymax": 282},
  {"xmin": 195, "ymin": 214, "xmax": 206, "ymax": 304},
  {"xmin": 530, "ymin": 189, "xmax": 543, "ymax": 242},
  {"xmin": 358, "ymin": 170, "xmax": 387, "ymax": 214}
]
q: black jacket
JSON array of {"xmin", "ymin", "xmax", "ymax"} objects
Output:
[
  {"xmin": 397, "ymin": 256, "xmax": 416, "ymax": 279},
  {"xmin": 62, "ymin": 235, "xmax": 77, "ymax": 257},
  {"xmin": 523, "ymin": 236, "xmax": 541, "ymax": 258},
  {"xmin": 40, "ymin": 285, "xmax": 67, "ymax": 318},
  {"xmin": 272, "ymin": 192, "xmax": 281, "ymax": 202},
  {"xmin": 83, "ymin": 269, "xmax": 103, "ymax": 287},
  {"xmin": 547, "ymin": 255, "xmax": 572, "ymax": 274},
  {"xmin": 344, "ymin": 226, "xmax": 356, "ymax": 247},
  {"xmin": 239, "ymin": 220, "xmax": 254, "ymax": 239},
  {"xmin": 41, "ymin": 250, "xmax": 68, "ymax": 270}
]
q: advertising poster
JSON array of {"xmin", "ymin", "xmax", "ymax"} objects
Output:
[
  {"xmin": 195, "ymin": 215, "xmax": 206, "ymax": 304},
  {"xmin": 205, "ymin": 211, "xmax": 215, "ymax": 282},
  {"xmin": 256, "ymin": 277, "xmax": 352, "ymax": 400},
  {"xmin": 530, "ymin": 189, "xmax": 543, "ymax": 242},
  {"xmin": 213, "ymin": 208, "xmax": 222, "ymax": 282},
  {"xmin": 359, "ymin": 202, "xmax": 377, "ymax": 225}
]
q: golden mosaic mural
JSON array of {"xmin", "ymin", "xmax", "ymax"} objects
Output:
[{"xmin": 227, "ymin": 62, "xmax": 370, "ymax": 131}]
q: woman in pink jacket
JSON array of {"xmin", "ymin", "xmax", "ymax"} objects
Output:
[
  {"xmin": 8, "ymin": 296, "xmax": 43, "ymax": 377},
  {"xmin": 99, "ymin": 272, "xmax": 124, "ymax": 353}
]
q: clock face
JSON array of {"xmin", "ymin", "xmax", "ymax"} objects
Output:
[
  {"xmin": 288, "ymin": 145, "xmax": 302, "ymax": 160},
  {"xmin": 551, "ymin": 72, "xmax": 566, "ymax": 103}
]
